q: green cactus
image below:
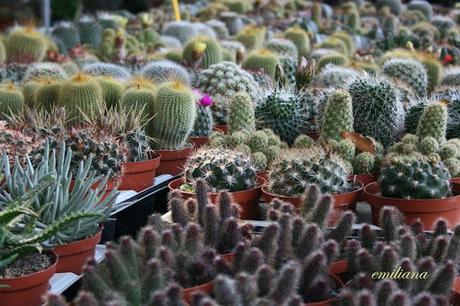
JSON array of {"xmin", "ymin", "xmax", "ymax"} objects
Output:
[
  {"xmin": 418, "ymin": 136, "xmax": 439, "ymax": 154},
  {"xmin": 7, "ymin": 27, "xmax": 47, "ymax": 63},
  {"xmin": 83, "ymin": 62, "xmax": 131, "ymax": 80},
  {"xmin": 161, "ymin": 21, "xmax": 199, "ymax": 44},
  {"xmin": 352, "ymin": 152, "xmax": 376, "ymax": 174},
  {"xmin": 140, "ymin": 60, "xmax": 191, "ymax": 86},
  {"xmin": 284, "ymin": 27, "xmax": 310, "ymax": 58},
  {"xmin": 247, "ymin": 131, "xmax": 269, "ymax": 153},
  {"xmin": 57, "ymin": 74, "xmax": 103, "ymax": 125},
  {"xmin": 121, "ymin": 83, "xmax": 155, "ymax": 119},
  {"xmin": 318, "ymin": 38, "xmax": 348, "ymax": 55},
  {"xmin": 293, "ymin": 134, "xmax": 315, "ymax": 149},
  {"xmin": 419, "ymin": 55, "xmax": 442, "ymax": 94},
  {"xmin": 266, "ymin": 38, "xmax": 298, "ymax": 59},
  {"xmin": 416, "ymin": 102, "xmax": 448, "ymax": 144},
  {"xmin": 150, "ymin": 82, "xmax": 196, "ymax": 150},
  {"xmin": 236, "ymin": 27, "xmax": 266, "ymax": 51},
  {"xmin": 52, "ymin": 25, "xmax": 81, "ymax": 54},
  {"xmin": 331, "ymin": 32, "xmax": 355, "ymax": 56},
  {"xmin": 376, "ymin": 0, "xmax": 403, "ymax": 15},
  {"xmin": 382, "ymin": 58, "xmax": 428, "ymax": 97},
  {"xmin": 77, "ymin": 17, "xmax": 103, "ymax": 49},
  {"xmin": 0, "ymin": 83, "xmax": 24, "ymax": 119},
  {"xmin": 337, "ymin": 139, "xmax": 356, "ymax": 160},
  {"xmin": 35, "ymin": 79, "xmax": 62, "ymax": 111},
  {"xmin": 320, "ymin": 89, "xmax": 354, "ymax": 141},
  {"xmin": 316, "ymin": 52, "xmax": 349, "ymax": 72},
  {"xmin": 408, "ymin": 0, "xmax": 433, "ymax": 20},
  {"xmin": 97, "ymin": 77, "xmax": 124, "ymax": 109},
  {"xmin": 312, "ymin": 2, "xmax": 322, "ymax": 26},
  {"xmin": 23, "ymin": 62, "xmax": 68, "ymax": 82},
  {"xmin": 228, "ymin": 91, "xmax": 255, "ymax": 134},
  {"xmin": 182, "ymin": 36, "xmax": 222, "ymax": 69},
  {"xmin": 345, "ymin": 9, "xmax": 360, "ymax": 32},
  {"xmin": 22, "ymin": 80, "xmax": 41, "ymax": 107},
  {"xmin": 315, "ymin": 65, "xmax": 361, "ymax": 88},
  {"xmin": 0, "ymin": 40, "xmax": 5, "ymax": 64},
  {"xmin": 242, "ymin": 49, "xmax": 280, "ymax": 79},
  {"xmin": 191, "ymin": 92, "xmax": 214, "ymax": 137}
]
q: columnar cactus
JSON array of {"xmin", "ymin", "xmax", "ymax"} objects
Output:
[
  {"xmin": 416, "ymin": 102, "xmax": 448, "ymax": 144},
  {"xmin": 228, "ymin": 92, "xmax": 255, "ymax": 134},
  {"xmin": 0, "ymin": 83, "xmax": 24, "ymax": 119},
  {"xmin": 320, "ymin": 90, "xmax": 353, "ymax": 141},
  {"xmin": 139, "ymin": 60, "xmax": 191, "ymax": 86},
  {"xmin": 150, "ymin": 82, "xmax": 196, "ymax": 150},
  {"xmin": 7, "ymin": 27, "xmax": 47, "ymax": 63},
  {"xmin": 382, "ymin": 58, "xmax": 428, "ymax": 97}
]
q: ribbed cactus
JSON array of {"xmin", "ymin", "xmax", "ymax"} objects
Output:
[
  {"xmin": 416, "ymin": 102, "xmax": 448, "ymax": 144},
  {"xmin": 83, "ymin": 62, "xmax": 131, "ymax": 80},
  {"xmin": 23, "ymin": 62, "xmax": 68, "ymax": 82},
  {"xmin": 315, "ymin": 65, "xmax": 361, "ymax": 88},
  {"xmin": 228, "ymin": 91, "xmax": 255, "ymax": 134},
  {"xmin": 150, "ymin": 82, "xmax": 196, "ymax": 150},
  {"xmin": 7, "ymin": 27, "xmax": 47, "ymax": 63},
  {"xmin": 242, "ymin": 49, "xmax": 280, "ymax": 79},
  {"xmin": 191, "ymin": 91, "xmax": 214, "ymax": 137},
  {"xmin": 316, "ymin": 52, "xmax": 349, "ymax": 72},
  {"xmin": 379, "ymin": 159, "xmax": 451, "ymax": 199},
  {"xmin": 22, "ymin": 80, "xmax": 41, "ymax": 107},
  {"xmin": 182, "ymin": 36, "xmax": 222, "ymax": 69},
  {"xmin": 284, "ymin": 27, "xmax": 310, "ymax": 58},
  {"xmin": 35, "ymin": 79, "xmax": 62, "ymax": 111},
  {"xmin": 266, "ymin": 38, "xmax": 298, "ymax": 59},
  {"xmin": 97, "ymin": 76, "xmax": 124, "ymax": 109},
  {"xmin": 139, "ymin": 60, "xmax": 191, "ymax": 86},
  {"xmin": 320, "ymin": 90, "xmax": 354, "ymax": 141},
  {"xmin": 236, "ymin": 27, "xmax": 266, "ymax": 51},
  {"xmin": 0, "ymin": 83, "xmax": 24, "ymax": 119},
  {"xmin": 57, "ymin": 74, "xmax": 103, "ymax": 125},
  {"xmin": 121, "ymin": 82, "xmax": 155, "ymax": 118},
  {"xmin": 77, "ymin": 17, "xmax": 103, "ymax": 49},
  {"xmin": 382, "ymin": 58, "xmax": 428, "ymax": 97},
  {"xmin": 52, "ymin": 24, "xmax": 81, "ymax": 53}
]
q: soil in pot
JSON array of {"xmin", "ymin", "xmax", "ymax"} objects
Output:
[
  {"xmin": 364, "ymin": 182, "xmax": 460, "ymax": 229},
  {"xmin": 53, "ymin": 227, "xmax": 102, "ymax": 274},
  {"xmin": 0, "ymin": 251, "xmax": 57, "ymax": 306},
  {"xmin": 119, "ymin": 153, "xmax": 161, "ymax": 191},
  {"xmin": 155, "ymin": 144, "xmax": 195, "ymax": 176}
]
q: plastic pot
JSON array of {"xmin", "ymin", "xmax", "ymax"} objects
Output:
[
  {"xmin": 182, "ymin": 281, "xmax": 213, "ymax": 304},
  {"xmin": 348, "ymin": 172, "xmax": 378, "ymax": 187},
  {"xmin": 0, "ymin": 251, "xmax": 58, "ymax": 306},
  {"xmin": 364, "ymin": 182, "xmax": 460, "ymax": 229},
  {"xmin": 168, "ymin": 177, "xmax": 265, "ymax": 220},
  {"xmin": 155, "ymin": 144, "xmax": 195, "ymax": 176},
  {"xmin": 262, "ymin": 182, "xmax": 363, "ymax": 226},
  {"xmin": 119, "ymin": 153, "xmax": 161, "ymax": 191},
  {"xmin": 53, "ymin": 227, "xmax": 102, "ymax": 274}
]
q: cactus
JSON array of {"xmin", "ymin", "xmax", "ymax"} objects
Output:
[
  {"xmin": 96, "ymin": 76, "xmax": 124, "ymax": 109},
  {"xmin": 77, "ymin": 17, "xmax": 103, "ymax": 49},
  {"xmin": 416, "ymin": 102, "xmax": 448, "ymax": 144},
  {"xmin": 52, "ymin": 24, "xmax": 81, "ymax": 53},
  {"xmin": 83, "ymin": 62, "xmax": 131, "ymax": 80},
  {"xmin": 182, "ymin": 36, "xmax": 222, "ymax": 69},
  {"xmin": 242, "ymin": 49, "xmax": 280, "ymax": 79},
  {"xmin": 316, "ymin": 52, "xmax": 349, "ymax": 72},
  {"xmin": 312, "ymin": 2, "xmax": 322, "ymax": 26},
  {"xmin": 206, "ymin": 20, "xmax": 230, "ymax": 40},
  {"xmin": 441, "ymin": 67, "xmax": 460, "ymax": 87},
  {"xmin": 121, "ymin": 82, "xmax": 155, "ymax": 119},
  {"xmin": 284, "ymin": 27, "xmax": 310, "ymax": 58},
  {"xmin": 7, "ymin": 27, "xmax": 47, "ymax": 63},
  {"xmin": 382, "ymin": 58, "xmax": 428, "ymax": 97},
  {"xmin": 228, "ymin": 91, "xmax": 255, "ymax": 134},
  {"xmin": 236, "ymin": 27, "xmax": 266, "ymax": 51},
  {"xmin": 0, "ymin": 40, "xmax": 5, "ymax": 64},
  {"xmin": 379, "ymin": 159, "xmax": 451, "ymax": 199},
  {"xmin": 184, "ymin": 148, "xmax": 257, "ymax": 192},
  {"xmin": 348, "ymin": 75, "xmax": 405, "ymax": 147},
  {"xmin": 318, "ymin": 38, "xmax": 348, "ymax": 55},
  {"xmin": 23, "ymin": 62, "xmax": 68, "ymax": 82},
  {"xmin": 320, "ymin": 89, "xmax": 354, "ymax": 141},
  {"xmin": 191, "ymin": 91, "xmax": 214, "ymax": 137},
  {"xmin": 35, "ymin": 79, "xmax": 62, "ymax": 111},
  {"xmin": 0, "ymin": 83, "xmax": 24, "ymax": 119},
  {"xmin": 266, "ymin": 38, "xmax": 298, "ymax": 59},
  {"xmin": 315, "ymin": 65, "xmax": 361, "ymax": 88},
  {"xmin": 139, "ymin": 60, "xmax": 191, "ymax": 86},
  {"xmin": 408, "ymin": 0, "xmax": 433, "ymax": 20},
  {"xmin": 22, "ymin": 80, "xmax": 41, "ymax": 107},
  {"xmin": 150, "ymin": 82, "xmax": 196, "ymax": 150},
  {"xmin": 57, "ymin": 74, "xmax": 103, "ymax": 125},
  {"xmin": 376, "ymin": 0, "xmax": 403, "ymax": 15},
  {"xmin": 352, "ymin": 152, "xmax": 376, "ymax": 174}
]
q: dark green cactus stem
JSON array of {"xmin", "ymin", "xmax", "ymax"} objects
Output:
[
  {"xmin": 242, "ymin": 49, "xmax": 281, "ymax": 78},
  {"xmin": 182, "ymin": 36, "xmax": 222, "ymax": 69},
  {"xmin": 121, "ymin": 83, "xmax": 155, "ymax": 119},
  {"xmin": 0, "ymin": 83, "xmax": 24, "ymax": 120},
  {"xmin": 320, "ymin": 89, "xmax": 354, "ymax": 141},
  {"xmin": 35, "ymin": 79, "xmax": 61, "ymax": 111},
  {"xmin": 7, "ymin": 27, "xmax": 47, "ymax": 63},
  {"xmin": 416, "ymin": 102, "xmax": 448, "ymax": 144},
  {"xmin": 22, "ymin": 80, "xmax": 42, "ymax": 107},
  {"xmin": 228, "ymin": 92, "xmax": 255, "ymax": 134},
  {"xmin": 96, "ymin": 77, "xmax": 124, "ymax": 109}
]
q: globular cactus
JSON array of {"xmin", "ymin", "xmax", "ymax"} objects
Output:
[
  {"xmin": 52, "ymin": 24, "xmax": 81, "ymax": 53},
  {"xmin": 416, "ymin": 102, "xmax": 448, "ymax": 144},
  {"xmin": 191, "ymin": 91, "xmax": 214, "ymax": 137},
  {"xmin": 57, "ymin": 74, "xmax": 103, "ymax": 125},
  {"xmin": 35, "ymin": 79, "xmax": 62, "ymax": 111},
  {"xmin": 348, "ymin": 75, "xmax": 405, "ymax": 147},
  {"xmin": 7, "ymin": 27, "xmax": 47, "ymax": 63},
  {"xmin": 320, "ymin": 89, "xmax": 354, "ymax": 141},
  {"xmin": 331, "ymin": 32, "xmax": 355, "ymax": 56},
  {"xmin": 266, "ymin": 38, "xmax": 298, "ymax": 59},
  {"xmin": 184, "ymin": 148, "xmax": 257, "ymax": 192},
  {"xmin": 150, "ymin": 82, "xmax": 196, "ymax": 150},
  {"xmin": 77, "ymin": 16, "xmax": 103, "ymax": 49},
  {"xmin": 160, "ymin": 36, "xmax": 182, "ymax": 49},
  {"xmin": 139, "ymin": 60, "xmax": 191, "ymax": 86},
  {"xmin": 96, "ymin": 76, "xmax": 124, "ymax": 109},
  {"xmin": 182, "ymin": 36, "xmax": 222, "ymax": 69},
  {"xmin": 408, "ymin": 0, "xmax": 433, "ymax": 20},
  {"xmin": 379, "ymin": 159, "xmax": 451, "ymax": 199},
  {"xmin": 206, "ymin": 20, "xmax": 230, "ymax": 40},
  {"xmin": 23, "ymin": 62, "xmax": 68, "ymax": 82},
  {"xmin": 236, "ymin": 27, "xmax": 266, "ymax": 51},
  {"xmin": 376, "ymin": 0, "xmax": 403, "ymax": 15},
  {"xmin": 315, "ymin": 65, "xmax": 361, "ymax": 88},
  {"xmin": 316, "ymin": 52, "xmax": 349, "ymax": 72},
  {"xmin": 83, "ymin": 62, "xmax": 131, "ymax": 80},
  {"xmin": 0, "ymin": 83, "xmax": 24, "ymax": 119},
  {"xmin": 432, "ymin": 16, "xmax": 455, "ymax": 40},
  {"xmin": 284, "ymin": 27, "xmax": 310, "ymax": 58},
  {"xmin": 161, "ymin": 21, "xmax": 199, "ymax": 44},
  {"xmin": 242, "ymin": 49, "xmax": 280, "ymax": 79},
  {"xmin": 121, "ymin": 80, "xmax": 155, "ymax": 119},
  {"xmin": 228, "ymin": 91, "xmax": 255, "ymax": 134},
  {"xmin": 22, "ymin": 80, "xmax": 41, "ymax": 107},
  {"xmin": 220, "ymin": 40, "xmax": 246, "ymax": 63},
  {"xmin": 352, "ymin": 152, "xmax": 377, "ymax": 174},
  {"xmin": 293, "ymin": 134, "xmax": 315, "ymax": 149},
  {"xmin": 318, "ymin": 38, "xmax": 348, "ymax": 55},
  {"xmin": 382, "ymin": 58, "xmax": 428, "ymax": 97},
  {"xmin": 441, "ymin": 67, "xmax": 460, "ymax": 87}
]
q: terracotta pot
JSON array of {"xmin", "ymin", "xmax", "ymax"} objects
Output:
[
  {"xmin": 182, "ymin": 281, "xmax": 213, "ymax": 304},
  {"xmin": 53, "ymin": 227, "xmax": 102, "ymax": 274},
  {"xmin": 155, "ymin": 145, "xmax": 195, "ymax": 176},
  {"xmin": 0, "ymin": 251, "xmax": 58, "ymax": 306},
  {"xmin": 262, "ymin": 182, "xmax": 363, "ymax": 226},
  {"xmin": 329, "ymin": 260, "xmax": 348, "ymax": 275},
  {"xmin": 451, "ymin": 277, "xmax": 460, "ymax": 305},
  {"xmin": 303, "ymin": 273, "xmax": 343, "ymax": 306},
  {"xmin": 168, "ymin": 177, "xmax": 265, "ymax": 220},
  {"xmin": 257, "ymin": 171, "xmax": 269, "ymax": 182},
  {"xmin": 189, "ymin": 136, "xmax": 210, "ymax": 149},
  {"xmin": 364, "ymin": 182, "xmax": 460, "ymax": 229},
  {"xmin": 220, "ymin": 252, "xmax": 235, "ymax": 264},
  {"xmin": 213, "ymin": 124, "xmax": 228, "ymax": 134},
  {"xmin": 119, "ymin": 153, "xmax": 161, "ymax": 191},
  {"xmin": 348, "ymin": 172, "xmax": 378, "ymax": 187}
]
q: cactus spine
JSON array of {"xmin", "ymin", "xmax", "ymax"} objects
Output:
[
  {"xmin": 182, "ymin": 36, "xmax": 222, "ymax": 69},
  {"xmin": 228, "ymin": 92, "xmax": 255, "ymax": 134},
  {"xmin": 0, "ymin": 83, "xmax": 24, "ymax": 119},
  {"xmin": 320, "ymin": 90, "xmax": 354, "ymax": 141},
  {"xmin": 416, "ymin": 102, "xmax": 448, "ymax": 144},
  {"xmin": 7, "ymin": 27, "xmax": 47, "ymax": 63}
]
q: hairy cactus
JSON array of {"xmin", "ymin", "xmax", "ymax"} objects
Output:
[
  {"xmin": 139, "ymin": 60, "xmax": 191, "ymax": 86},
  {"xmin": 83, "ymin": 62, "xmax": 131, "ymax": 80},
  {"xmin": 184, "ymin": 148, "xmax": 257, "ymax": 192},
  {"xmin": 382, "ymin": 58, "xmax": 428, "ymax": 97},
  {"xmin": 284, "ymin": 27, "xmax": 310, "ymax": 58},
  {"xmin": 416, "ymin": 102, "xmax": 448, "ymax": 144},
  {"xmin": 379, "ymin": 159, "xmax": 451, "ymax": 199},
  {"xmin": 348, "ymin": 75, "xmax": 405, "ymax": 147},
  {"xmin": 320, "ymin": 89, "xmax": 354, "ymax": 141},
  {"xmin": 228, "ymin": 92, "xmax": 255, "ymax": 134},
  {"xmin": 0, "ymin": 83, "xmax": 24, "ymax": 119},
  {"xmin": 7, "ymin": 27, "xmax": 47, "ymax": 63},
  {"xmin": 23, "ymin": 62, "xmax": 68, "ymax": 82},
  {"xmin": 150, "ymin": 82, "xmax": 196, "ymax": 150}
]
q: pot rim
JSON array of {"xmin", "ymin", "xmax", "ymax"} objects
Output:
[
  {"xmin": 53, "ymin": 225, "xmax": 103, "ymax": 251},
  {"xmin": 154, "ymin": 142, "xmax": 195, "ymax": 154},
  {"xmin": 123, "ymin": 151, "xmax": 161, "ymax": 166}
]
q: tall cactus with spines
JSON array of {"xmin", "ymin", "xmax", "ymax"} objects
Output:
[
  {"xmin": 191, "ymin": 91, "xmax": 214, "ymax": 137},
  {"xmin": 52, "ymin": 24, "xmax": 81, "ymax": 54},
  {"xmin": 182, "ymin": 36, "xmax": 222, "ymax": 69},
  {"xmin": 150, "ymin": 82, "xmax": 196, "ymax": 150},
  {"xmin": 228, "ymin": 92, "xmax": 255, "ymax": 134},
  {"xmin": 139, "ymin": 60, "xmax": 191, "ymax": 86},
  {"xmin": 320, "ymin": 90, "xmax": 354, "ymax": 141},
  {"xmin": 242, "ymin": 49, "xmax": 280, "ymax": 79},
  {"xmin": 57, "ymin": 74, "xmax": 103, "ymax": 125},
  {"xmin": 284, "ymin": 27, "xmax": 310, "ymax": 58},
  {"xmin": 416, "ymin": 102, "xmax": 448, "ymax": 144},
  {"xmin": 316, "ymin": 52, "xmax": 349, "ymax": 72},
  {"xmin": 96, "ymin": 76, "xmax": 124, "ymax": 109},
  {"xmin": 23, "ymin": 62, "xmax": 68, "ymax": 82},
  {"xmin": 35, "ymin": 79, "xmax": 62, "ymax": 111},
  {"xmin": 121, "ymin": 82, "xmax": 155, "ymax": 118},
  {"xmin": 0, "ymin": 83, "xmax": 24, "ymax": 119},
  {"xmin": 348, "ymin": 75, "xmax": 405, "ymax": 147},
  {"xmin": 77, "ymin": 17, "xmax": 103, "ymax": 49},
  {"xmin": 83, "ymin": 62, "xmax": 131, "ymax": 80},
  {"xmin": 382, "ymin": 58, "xmax": 428, "ymax": 97},
  {"xmin": 6, "ymin": 27, "xmax": 47, "ymax": 63}
]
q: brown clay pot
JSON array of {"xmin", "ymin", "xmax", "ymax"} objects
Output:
[
  {"xmin": 220, "ymin": 252, "xmax": 235, "ymax": 264},
  {"xmin": 0, "ymin": 251, "xmax": 58, "ymax": 306},
  {"xmin": 257, "ymin": 171, "xmax": 269, "ymax": 182},
  {"xmin": 168, "ymin": 177, "xmax": 265, "ymax": 220},
  {"xmin": 451, "ymin": 277, "xmax": 460, "ymax": 305},
  {"xmin": 303, "ymin": 273, "xmax": 343, "ymax": 306},
  {"xmin": 262, "ymin": 182, "xmax": 363, "ymax": 226},
  {"xmin": 364, "ymin": 182, "xmax": 460, "ymax": 229},
  {"xmin": 119, "ymin": 153, "xmax": 161, "ymax": 191},
  {"xmin": 53, "ymin": 227, "xmax": 102, "ymax": 274},
  {"xmin": 348, "ymin": 172, "xmax": 378, "ymax": 187},
  {"xmin": 182, "ymin": 281, "xmax": 213, "ymax": 304},
  {"xmin": 155, "ymin": 145, "xmax": 195, "ymax": 176},
  {"xmin": 189, "ymin": 136, "xmax": 210, "ymax": 149},
  {"xmin": 213, "ymin": 124, "xmax": 228, "ymax": 134}
]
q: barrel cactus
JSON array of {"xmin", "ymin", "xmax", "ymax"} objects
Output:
[
  {"xmin": 139, "ymin": 60, "xmax": 191, "ymax": 86},
  {"xmin": 284, "ymin": 27, "xmax": 310, "ymax": 58},
  {"xmin": 77, "ymin": 16, "xmax": 103, "ymax": 49},
  {"xmin": 6, "ymin": 27, "xmax": 47, "ymax": 63},
  {"xmin": 97, "ymin": 76, "xmax": 124, "ymax": 109},
  {"xmin": 382, "ymin": 58, "xmax": 428, "ymax": 97},
  {"xmin": 242, "ymin": 49, "xmax": 280, "ymax": 79},
  {"xmin": 316, "ymin": 53, "xmax": 349, "ymax": 72},
  {"xmin": 83, "ymin": 62, "xmax": 131, "ymax": 80},
  {"xmin": 182, "ymin": 36, "xmax": 222, "ymax": 69},
  {"xmin": 121, "ymin": 82, "xmax": 155, "ymax": 118},
  {"xmin": 0, "ymin": 84, "xmax": 24, "ymax": 119},
  {"xmin": 36, "ymin": 79, "xmax": 62, "ymax": 111},
  {"xmin": 183, "ymin": 148, "xmax": 257, "ymax": 192}
]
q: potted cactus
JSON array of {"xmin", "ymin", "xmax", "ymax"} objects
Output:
[
  {"xmin": 189, "ymin": 89, "xmax": 215, "ymax": 148},
  {"xmin": 1, "ymin": 142, "xmax": 116, "ymax": 274},
  {"xmin": 169, "ymin": 148, "xmax": 263, "ymax": 219},
  {"xmin": 149, "ymin": 81, "xmax": 197, "ymax": 175}
]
